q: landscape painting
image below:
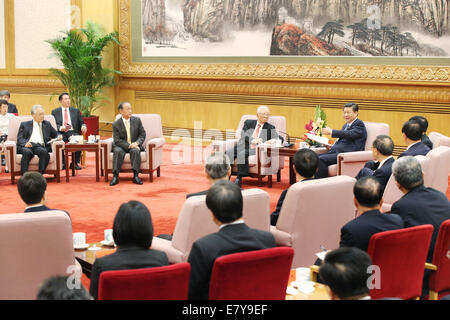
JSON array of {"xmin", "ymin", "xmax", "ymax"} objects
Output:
[{"xmin": 141, "ymin": 0, "xmax": 450, "ymax": 57}]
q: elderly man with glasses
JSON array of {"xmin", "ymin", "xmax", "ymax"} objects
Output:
[{"xmin": 226, "ymin": 106, "xmax": 280, "ymax": 187}]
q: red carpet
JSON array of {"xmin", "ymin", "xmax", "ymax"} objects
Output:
[
  {"xmin": 0, "ymin": 143, "xmax": 294, "ymax": 243},
  {"xmin": 1, "ymin": 144, "xmax": 449, "ymax": 292}
]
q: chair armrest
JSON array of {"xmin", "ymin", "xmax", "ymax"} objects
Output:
[
  {"xmin": 211, "ymin": 139, "xmax": 238, "ymax": 152},
  {"xmin": 147, "ymin": 137, "xmax": 165, "ymax": 149},
  {"xmin": 100, "ymin": 138, "xmax": 113, "ymax": 155},
  {"xmin": 425, "ymin": 263, "xmax": 437, "ymax": 271},
  {"xmin": 309, "ymin": 265, "xmax": 320, "ymax": 283},
  {"xmin": 338, "ymin": 150, "xmax": 373, "ymax": 162}
]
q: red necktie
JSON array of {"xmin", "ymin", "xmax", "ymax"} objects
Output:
[
  {"xmin": 253, "ymin": 124, "xmax": 261, "ymax": 139},
  {"xmin": 64, "ymin": 108, "xmax": 69, "ymax": 126}
]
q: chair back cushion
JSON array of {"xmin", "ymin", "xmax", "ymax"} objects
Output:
[
  {"xmin": 426, "ymin": 147, "xmax": 450, "ymax": 193},
  {"xmin": 209, "ymin": 247, "xmax": 294, "ymax": 300},
  {"xmin": 276, "ymin": 176, "xmax": 356, "ymax": 268},
  {"xmin": 7, "ymin": 115, "xmax": 57, "ymax": 142},
  {"xmin": 98, "ymin": 263, "xmax": 190, "ymax": 300},
  {"xmin": 235, "ymin": 115, "xmax": 287, "ymax": 142},
  {"xmin": 363, "ymin": 122, "xmax": 390, "ymax": 151},
  {"xmin": 114, "ymin": 113, "xmax": 163, "ymax": 147},
  {"xmin": 429, "ymin": 219, "xmax": 450, "ymax": 293},
  {"xmin": 367, "ymin": 225, "xmax": 434, "ymax": 300},
  {"xmin": 171, "ymin": 189, "xmax": 271, "ymax": 259},
  {"xmin": 429, "ymin": 132, "xmax": 450, "ymax": 148},
  {"xmin": 0, "ymin": 211, "xmax": 75, "ymax": 300}
]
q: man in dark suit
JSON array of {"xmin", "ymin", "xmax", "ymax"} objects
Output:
[
  {"xmin": 187, "ymin": 151, "xmax": 231, "ymax": 199},
  {"xmin": 110, "ymin": 102, "xmax": 146, "ymax": 186},
  {"xmin": 0, "ymin": 90, "xmax": 18, "ymax": 114},
  {"xmin": 390, "ymin": 156, "xmax": 450, "ymax": 296},
  {"xmin": 315, "ymin": 103, "xmax": 367, "ymax": 179},
  {"xmin": 410, "ymin": 116, "xmax": 433, "ymax": 149},
  {"xmin": 51, "ymin": 93, "xmax": 87, "ymax": 170},
  {"xmin": 398, "ymin": 119, "xmax": 431, "ymax": 158},
  {"xmin": 355, "ymin": 135, "xmax": 395, "ymax": 192},
  {"xmin": 270, "ymin": 148, "xmax": 318, "ymax": 226},
  {"xmin": 226, "ymin": 106, "xmax": 281, "ymax": 187},
  {"xmin": 187, "ymin": 180, "xmax": 276, "ymax": 300},
  {"xmin": 17, "ymin": 105, "xmax": 61, "ymax": 176},
  {"xmin": 390, "ymin": 156, "xmax": 450, "ymax": 262},
  {"xmin": 17, "ymin": 172, "xmax": 70, "ymax": 217},
  {"xmin": 339, "ymin": 177, "xmax": 404, "ymax": 251}
]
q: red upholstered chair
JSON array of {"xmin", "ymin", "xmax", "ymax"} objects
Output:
[
  {"xmin": 367, "ymin": 225, "xmax": 433, "ymax": 300},
  {"xmin": 98, "ymin": 263, "xmax": 190, "ymax": 300},
  {"xmin": 208, "ymin": 247, "xmax": 294, "ymax": 300},
  {"xmin": 426, "ymin": 219, "xmax": 450, "ymax": 300}
]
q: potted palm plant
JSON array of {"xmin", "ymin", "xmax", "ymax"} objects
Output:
[{"xmin": 47, "ymin": 21, "xmax": 121, "ymax": 137}]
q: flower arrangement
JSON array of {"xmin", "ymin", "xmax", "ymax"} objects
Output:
[{"xmin": 302, "ymin": 105, "xmax": 328, "ymax": 146}]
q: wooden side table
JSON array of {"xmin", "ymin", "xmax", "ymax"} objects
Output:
[{"xmin": 64, "ymin": 143, "xmax": 100, "ymax": 182}]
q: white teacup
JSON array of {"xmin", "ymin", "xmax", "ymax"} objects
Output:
[
  {"xmin": 73, "ymin": 232, "xmax": 86, "ymax": 247},
  {"xmin": 104, "ymin": 229, "xmax": 114, "ymax": 243},
  {"xmin": 295, "ymin": 267, "xmax": 311, "ymax": 283},
  {"xmin": 88, "ymin": 135, "xmax": 95, "ymax": 143}
]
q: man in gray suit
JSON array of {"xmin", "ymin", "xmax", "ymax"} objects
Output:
[{"xmin": 110, "ymin": 102, "xmax": 146, "ymax": 186}]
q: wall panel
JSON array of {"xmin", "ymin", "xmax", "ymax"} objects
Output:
[{"xmin": 0, "ymin": 0, "xmax": 5, "ymax": 69}]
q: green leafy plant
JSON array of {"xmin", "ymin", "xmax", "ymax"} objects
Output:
[{"xmin": 47, "ymin": 21, "xmax": 121, "ymax": 117}]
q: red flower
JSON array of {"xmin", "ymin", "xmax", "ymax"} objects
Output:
[{"xmin": 305, "ymin": 120, "xmax": 314, "ymax": 131}]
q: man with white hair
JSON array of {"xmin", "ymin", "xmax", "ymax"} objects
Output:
[
  {"xmin": 226, "ymin": 106, "xmax": 281, "ymax": 187},
  {"xmin": 390, "ymin": 156, "xmax": 450, "ymax": 297},
  {"xmin": 187, "ymin": 151, "xmax": 231, "ymax": 198},
  {"xmin": 17, "ymin": 105, "xmax": 61, "ymax": 175}
]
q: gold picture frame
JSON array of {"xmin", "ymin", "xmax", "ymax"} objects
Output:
[{"xmin": 120, "ymin": 0, "xmax": 450, "ymax": 85}]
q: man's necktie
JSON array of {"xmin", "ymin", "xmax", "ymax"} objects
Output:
[
  {"xmin": 125, "ymin": 120, "xmax": 131, "ymax": 144},
  {"xmin": 64, "ymin": 108, "xmax": 69, "ymax": 126},
  {"xmin": 253, "ymin": 124, "xmax": 262, "ymax": 139},
  {"xmin": 39, "ymin": 123, "xmax": 44, "ymax": 146}
]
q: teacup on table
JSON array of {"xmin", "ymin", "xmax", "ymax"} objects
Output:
[
  {"xmin": 101, "ymin": 229, "xmax": 115, "ymax": 246},
  {"xmin": 73, "ymin": 232, "xmax": 88, "ymax": 249}
]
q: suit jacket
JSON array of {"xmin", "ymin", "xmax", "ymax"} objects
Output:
[
  {"xmin": 89, "ymin": 244, "xmax": 169, "ymax": 300},
  {"xmin": 372, "ymin": 157, "xmax": 395, "ymax": 190},
  {"xmin": 8, "ymin": 103, "xmax": 18, "ymax": 114},
  {"xmin": 398, "ymin": 142, "xmax": 431, "ymax": 158},
  {"xmin": 187, "ymin": 223, "xmax": 276, "ymax": 300},
  {"xmin": 112, "ymin": 116, "xmax": 146, "ymax": 152},
  {"xmin": 390, "ymin": 185, "xmax": 450, "ymax": 261},
  {"xmin": 329, "ymin": 119, "xmax": 367, "ymax": 154},
  {"xmin": 24, "ymin": 205, "xmax": 71, "ymax": 218},
  {"xmin": 17, "ymin": 120, "xmax": 59, "ymax": 150},
  {"xmin": 340, "ymin": 210, "xmax": 404, "ymax": 252},
  {"xmin": 238, "ymin": 119, "xmax": 279, "ymax": 146},
  {"xmin": 51, "ymin": 107, "xmax": 85, "ymax": 134}
]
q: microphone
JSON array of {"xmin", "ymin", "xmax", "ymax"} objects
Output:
[
  {"xmin": 276, "ymin": 130, "xmax": 294, "ymax": 147},
  {"xmin": 92, "ymin": 122, "xmax": 114, "ymax": 142}
]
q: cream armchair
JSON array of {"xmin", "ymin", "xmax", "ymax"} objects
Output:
[
  {"xmin": 329, "ymin": 122, "xmax": 390, "ymax": 177},
  {"xmin": 210, "ymin": 115, "xmax": 286, "ymax": 187},
  {"xmin": 4, "ymin": 115, "xmax": 64, "ymax": 183},
  {"xmin": 101, "ymin": 114, "xmax": 165, "ymax": 182}
]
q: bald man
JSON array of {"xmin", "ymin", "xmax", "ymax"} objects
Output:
[{"xmin": 226, "ymin": 106, "xmax": 281, "ymax": 187}]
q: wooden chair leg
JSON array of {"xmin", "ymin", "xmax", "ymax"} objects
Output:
[
  {"xmin": 258, "ymin": 175, "xmax": 262, "ymax": 187},
  {"xmin": 157, "ymin": 166, "xmax": 160, "ymax": 177},
  {"xmin": 268, "ymin": 175, "xmax": 272, "ymax": 188},
  {"xmin": 149, "ymin": 170, "xmax": 153, "ymax": 182},
  {"xmin": 277, "ymin": 170, "xmax": 281, "ymax": 182},
  {"xmin": 429, "ymin": 290, "xmax": 439, "ymax": 300}
]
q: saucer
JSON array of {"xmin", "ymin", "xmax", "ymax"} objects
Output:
[
  {"xmin": 100, "ymin": 240, "xmax": 115, "ymax": 247},
  {"xmin": 74, "ymin": 243, "xmax": 90, "ymax": 250},
  {"xmin": 286, "ymin": 286, "xmax": 299, "ymax": 295}
]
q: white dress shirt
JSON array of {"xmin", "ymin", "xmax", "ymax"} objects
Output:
[
  {"xmin": 122, "ymin": 117, "xmax": 132, "ymax": 143},
  {"xmin": 29, "ymin": 120, "xmax": 44, "ymax": 145},
  {"xmin": 253, "ymin": 121, "xmax": 264, "ymax": 139},
  {"xmin": 219, "ymin": 219, "xmax": 245, "ymax": 230},
  {"xmin": 61, "ymin": 107, "xmax": 73, "ymax": 131}
]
